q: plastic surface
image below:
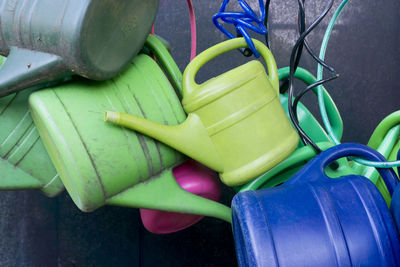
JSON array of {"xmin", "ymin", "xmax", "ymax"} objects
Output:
[
  {"xmin": 0, "ymin": 56, "xmax": 63, "ymax": 196},
  {"xmin": 232, "ymin": 143, "xmax": 400, "ymax": 267},
  {"xmin": 140, "ymin": 160, "xmax": 221, "ymax": 234},
  {"xmin": 106, "ymin": 38, "xmax": 299, "ymax": 186},
  {"xmin": 278, "ymin": 67, "xmax": 343, "ymax": 142},
  {"xmin": 29, "ymin": 51, "xmax": 231, "ymax": 222},
  {"xmin": 0, "ymin": 0, "xmax": 159, "ymax": 97},
  {"xmin": 361, "ymin": 111, "xmax": 400, "ymax": 200},
  {"xmin": 236, "ymin": 67, "xmax": 345, "ymax": 192},
  {"xmin": 141, "ymin": 38, "xmax": 226, "ymax": 232},
  {"xmin": 0, "ymin": 35, "xmax": 175, "ymax": 198},
  {"xmin": 141, "ymin": 35, "xmax": 183, "ymax": 98},
  {"xmin": 388, "ymin": 139, "xmax": 400, "ymax": 175},
  {"xmin": 352, "ymin": 119, "xmax": 400, "ymax": 204},
  {"xmin": 239, "ymin": 142, "xmax": 353, "ymax": 192},
  {"xmin": 392, "ymin": 148, "xmax": 400, "ymax": 229}
]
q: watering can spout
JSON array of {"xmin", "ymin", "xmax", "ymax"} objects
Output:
[
  {"xmin": 105, "ymin": 111, "xmax": 224, "ymax": 172},
  {"xmin": 0, "ymin": 47, "xmax": 69, "ymax": 97}
]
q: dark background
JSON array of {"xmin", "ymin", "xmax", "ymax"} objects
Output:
[{"xmin": 1, "ymin": 0, "xmax": 399, "ymax": 266}]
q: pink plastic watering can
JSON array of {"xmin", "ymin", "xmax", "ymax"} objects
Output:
[{"xmin": 140, "ymin": 160, "xmax": 221, "ymax": 234}]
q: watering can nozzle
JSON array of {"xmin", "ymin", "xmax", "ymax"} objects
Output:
[
  {"xmin": 0, "ymin": 47, "xmax": 69, "ymax": 97},
  {"xmin": 104, "ymin": 111, "xmax": 120, "ymax": 124},
  {"xmin": 105, "ymin": 111, "xmax": 225, "ymax": 173}
]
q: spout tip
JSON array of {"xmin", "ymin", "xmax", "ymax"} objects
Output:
[{"xmin": 104, "ymin": 111, "xmax": 120, "ymax": 124}]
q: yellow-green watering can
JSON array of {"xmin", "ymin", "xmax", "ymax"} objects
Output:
[{"xmin": 106, "ymin": 38, "xmax": 299, "ymax": 186}]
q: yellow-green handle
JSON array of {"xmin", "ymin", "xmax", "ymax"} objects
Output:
[{"xmin": 182, "ymin": 38, "xmax": 279, "ymax": 96}]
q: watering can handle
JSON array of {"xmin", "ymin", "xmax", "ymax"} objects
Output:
[
  {"xmin": 287, "ymin": 143, "xmax": 399, "ymax": 195},
  {"xmin": 278, "ymin": 67, "xmax": 343, "ymax": 141},
  {"xmin": 240, "ymin": 142, "xmax": 336, "ymax": 192},
  {"xmin": 367, "ymin": 110, "xmax": 400, "ymax": 149},
  {"xmin": 182, "ymin": 38, "xmax": 279, "ymax": 95}
]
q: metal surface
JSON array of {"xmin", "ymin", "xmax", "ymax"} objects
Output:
[
  {"xmin": 0, "ymin": 0, "xmax": 399, "ymax": 266},
  {"xmin": 0, "ymin": 0, "xmax": 158, "ymax": 96}
]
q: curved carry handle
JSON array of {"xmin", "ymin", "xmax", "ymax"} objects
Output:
[
  {"xmin": 389, "ymin": 140, "xmax": 400, "ymax": 175},
  {"xmin": 353, "ymin": 125, "xmax": 400, "ymax": 180},
  {"xmin": 278, "ymin": 67, "xmax": 343, "ymax": 141},
  {"xmin": 239, "ymin": 142, "xmax": 352, "ymax": 192},
  {"xmin": 368, "ymin": 110, "xmax": 400, "ymax": 149},
  {"xmin": 182, "ymin": 38, "xmax": 279, "ymax": 96},
  {"xmin": 286, "ymin": 143, "xmax": 399, "ymax": 195},
  {"xmin": 240, "ymin": 142, "xmax": 335, "ymax": 192},
  {"xmin": 391, "ymin": 150, "xmax": 400, "ymax": 228},
  {"xmin": 397, "ymin": 149, "xmax": 400, "ymax": 180},
  {"xmin": 143, "ymin": 35, "xmax": 183, "ymax": 99}
]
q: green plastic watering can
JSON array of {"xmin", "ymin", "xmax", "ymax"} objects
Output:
[
  {"xmin": 0, "ymin": 35, "xmax": 179, "ymax": 197},
  {"xmin": 106, "ymin": 38, "xmax": 299, "ymax": 186},
  {"xmin": 0, "ymin": 56, "xmax": 63, "ymax": 196},
  {"xmin": 0, "ymin": 0, "xmax": 158, "ymax": 97},
  {"xmin": 353, "ymin": 111, "xmax": 400, "ymax": 204},
  {"xmin": 29, "ymin": 41, "xmax": 231, "ymax": 222}
]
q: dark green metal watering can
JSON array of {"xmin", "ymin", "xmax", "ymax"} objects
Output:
[{"xmin": 0, "ymin": 0, "xmax": 158, "ymax": 97}]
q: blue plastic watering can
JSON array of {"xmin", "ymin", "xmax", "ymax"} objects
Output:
[{"xmin": 232, "ymin": 143, "xmax": 400, "ymax": 267}]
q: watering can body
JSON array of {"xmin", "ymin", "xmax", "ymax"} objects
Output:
[
  {"xmin": 0, "ymin": 56, "xmax": 63, "ymax": 196},
  {"xmin": 0, "ymin": 0, "xmax": 158, "ymax": 97},
  {"xmin": 29, "ymin": 42, "xmax": 231, "ymax": 223},
  {"xmin": 236, "ymin": 67, "xmax": 348, "ymax": 192},
  {"xmin": 106, "ymin": 38, "xmax": 299, "ymax": 186},
  {"xmin": 232, "ymin": 143, "xmax": 400, "ymax": 267},
  {"xmin": 29, "ymin": 53, "xmax": 186, "ymax": 212}
]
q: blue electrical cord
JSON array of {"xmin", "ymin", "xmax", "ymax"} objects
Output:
[{"xmin": 213, "ymin": 0, "xmax": 268, "ymax": 57}]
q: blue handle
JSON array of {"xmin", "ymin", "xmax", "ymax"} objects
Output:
[
  {"xmin": 286, "ymin": 143, "xmax": 399, "ymax": 195},
  {"xmin": 397, "ymin": 148, "xmax": 400, "ymax": 175},
  {"xmin": 389, "ymin": 148, "xmax": 400, "ymax": 229}
]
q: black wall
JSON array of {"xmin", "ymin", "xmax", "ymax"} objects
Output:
[{"xmin": 0, "ymin": 1, "xmax": 399, "ymax": 266}]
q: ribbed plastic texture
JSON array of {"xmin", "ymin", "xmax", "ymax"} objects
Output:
[{"xmin": 232, "ymin": 143, "xmax": 400, "ymax": 267}]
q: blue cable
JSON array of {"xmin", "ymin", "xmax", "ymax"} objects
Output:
[{"xmin": 213, "ymin": 0, "xmax": 268, "ymax": 58}]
